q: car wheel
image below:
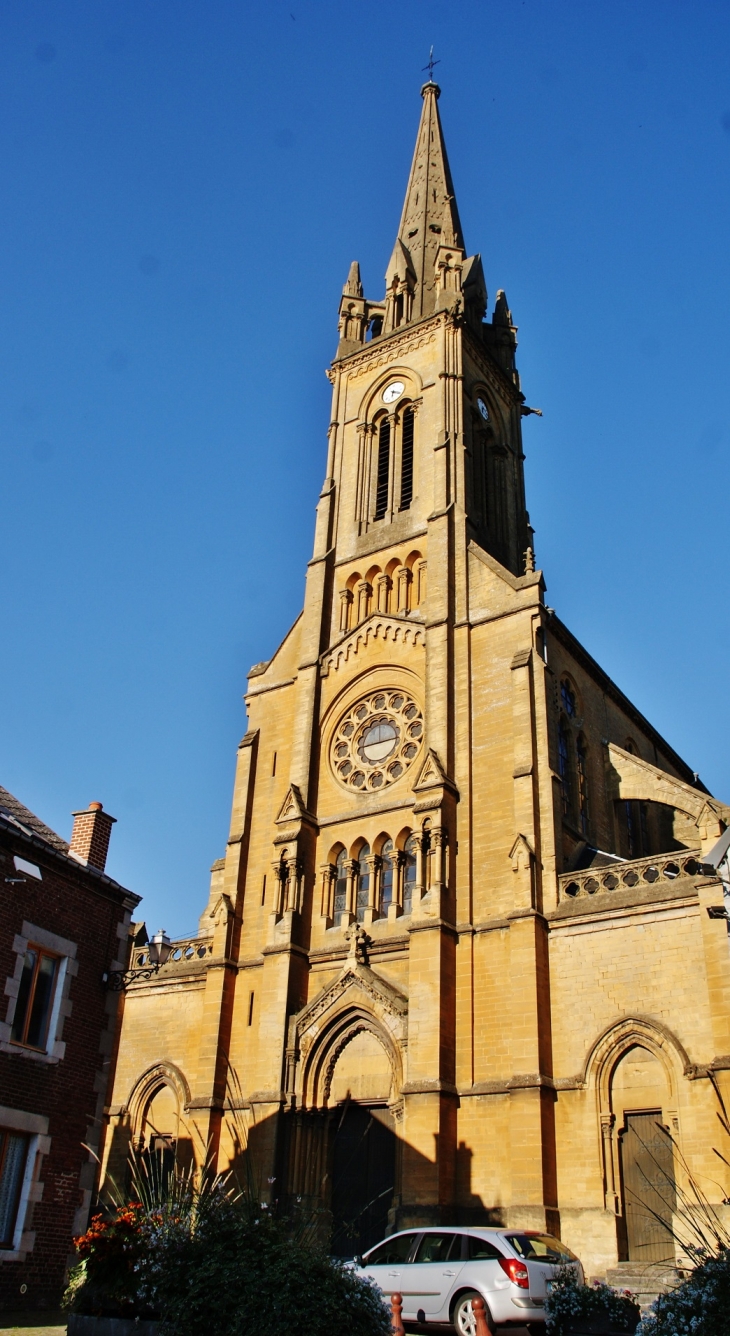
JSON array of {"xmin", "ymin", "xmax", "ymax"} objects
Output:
[{"xmin": 451, "ymin": 1290, "xmax": 495, "ymax": 1336}]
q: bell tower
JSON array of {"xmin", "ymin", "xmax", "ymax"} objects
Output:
[{"xmin": 331, "ymin": 78, "xmax": 533, "ymax": 583}]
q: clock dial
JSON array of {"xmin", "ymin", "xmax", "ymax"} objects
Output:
[
  {"xmin": 382, "ymin": 381, "xmax": 405, "ymax": 404},
  {"xmin": 477, "ymin": 397, "xmax": 489, "ymax": 420}
]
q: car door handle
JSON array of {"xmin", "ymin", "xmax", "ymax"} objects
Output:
[
  {"xmin": 442, "ymin": 1269, "xmax": 457, "ymax": 1276},
  {"xmin": 388, "ymin": 1271, "xmax": 401, "ymax": 1276}
]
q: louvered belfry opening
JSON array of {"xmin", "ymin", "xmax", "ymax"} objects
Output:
[
  {"xmin": 374, "ymin": 418, "xmax": 390, "ymax": 519},
  {"xmin": 400, "ymin": 406, "xmax": 414, "ymax": 509}
]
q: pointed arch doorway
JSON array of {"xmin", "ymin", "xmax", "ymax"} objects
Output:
[
  {"xmin": 328, "ymin": 1027, "xmax": 397, "ymax": 1257},
  {"xmin": 330, "ymin": 1100, "xmax": 396, "ymax": 1257},
  {"xmin": 285, "ymin": 960, "xmax": 408, "ymax": 1256},
  {"xmin": 284, "ymin": 1020, "xmax": 400, "ymax": 1257}
]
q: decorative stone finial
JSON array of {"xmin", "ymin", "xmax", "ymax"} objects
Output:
[{"xmin": 524, "ymin": 546, "xmax": 535, "ymax": 574}]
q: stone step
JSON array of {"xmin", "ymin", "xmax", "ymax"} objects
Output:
[{"xmin": 604, "ymin": 1263, "xmax": 683, "ymax": 1311}]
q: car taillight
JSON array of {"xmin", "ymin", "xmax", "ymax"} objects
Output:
[{"xmin": 498, "ymin": 1256, "xmax": 530, "ymax": 1289}]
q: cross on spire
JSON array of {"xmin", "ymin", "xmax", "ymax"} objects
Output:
[{"xmin": 422, "ymin": 45, "xmax": 440, "ymax": 83}]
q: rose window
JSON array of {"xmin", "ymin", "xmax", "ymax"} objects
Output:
[{"xmin": 331, "ymin": 691, "xmax": 424, "ymax": 793}]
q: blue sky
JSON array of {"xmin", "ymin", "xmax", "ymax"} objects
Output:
[{"xmin": 1, "ymin": 1, "xmax": 729, "ymax": 934}]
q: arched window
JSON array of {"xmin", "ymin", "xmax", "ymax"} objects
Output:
[
  {"xmin": 334, "ymin": 850, "xmax": 348, "ymax": 918},
  {"xmin": 577, "ymin": 734, "xmax": 589, "ymax": 837},
  {"xmin": 558, "ymin": 721, "xmax": 571, "ymax": 818},
  {"xmin": 403, "ymin": 834, "xmax": 418, "ymax": 915},
  {"xmin": 560, "ymin": 678, "xmax": 577, "ymax": 718},
  {"xmin": 374, "ymin": 420, "xmax": 390, "ymax": 520},
  {"xmin": 380, "ymin": 839, "xmax": 394, "ymax": 913},
  {"xmin": 356, "ymin": 845, "xmax": 370, "ymax": 922},
  {"xmin": 422, "ymin": 819, "xmax": 432, "ymax": 891},
  {"xmin": 400, "ymin": 407, "xmax": 414, "ymax": 510}
]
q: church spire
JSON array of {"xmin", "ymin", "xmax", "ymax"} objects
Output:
[{"xmin": 395, "ymin": 82, "xmax": 465, "ymax": 319}]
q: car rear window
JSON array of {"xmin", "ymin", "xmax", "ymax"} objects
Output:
[
  {"xmin": 505, "ymin": 1233, "xmax": 578, "ymax": 1263},
  {"xmin": 364, "ymin": 1232, "xmax": 418, "ymax": 1265},
  {"xmin": 466, "ymin": 1236, "xmax": 504, "ymax": 1260}
]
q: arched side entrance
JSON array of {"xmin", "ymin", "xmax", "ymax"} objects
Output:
[
  {"xmin": 613, "ymin": 1047, "xmax": 676, "ymax": 1262},
  {"xmin": 586, "ymin": 1019, "xmax": 685, "ymax": 1265},
  {"xmin": 126, "ymin": 1062, "xmax": 195, "ymax": 1187}
]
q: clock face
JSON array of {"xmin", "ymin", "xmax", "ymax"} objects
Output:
[
  {"xmin": 477, "ymin": 397, "xmax": 489, "ymax": 420},
  {"xmin": 382, "ymin": 381, "xmax": 405, "ymax": 404}
]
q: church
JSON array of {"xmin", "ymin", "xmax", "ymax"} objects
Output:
[{"xmin": 101, "ymin": 81, "xmax": 730, "ymax": 1282}]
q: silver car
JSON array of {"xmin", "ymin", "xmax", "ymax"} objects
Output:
[{"xmin": 357, "ymin": 1226, "xmax": 583, "ymax": 1333}]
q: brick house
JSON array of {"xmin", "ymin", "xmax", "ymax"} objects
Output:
[{"xmin": 0, "ymin": 786, "xmax": 139, "ymax": 1311}]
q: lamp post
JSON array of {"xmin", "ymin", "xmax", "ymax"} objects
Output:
[{"xmin": 103, "ymin": 928, "xmax": 172, "ymax": 991}]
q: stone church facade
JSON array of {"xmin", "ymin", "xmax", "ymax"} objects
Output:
[{"xmin": 102, "ymin": 82, "xmax": 730, "ymax": 1280}]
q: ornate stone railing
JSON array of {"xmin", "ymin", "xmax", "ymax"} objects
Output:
[
  {"xmin": 558, "ymin": 849, "xmax": 704, "ymax": 903},
  {"xmin": 132, "ymin": 936, "xmax": 213, "ymax": 969}
]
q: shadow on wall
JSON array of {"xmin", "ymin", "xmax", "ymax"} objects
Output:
[{"xmin": 102, "ymin": 1098, "xmax": 503, "ymax": 1259}]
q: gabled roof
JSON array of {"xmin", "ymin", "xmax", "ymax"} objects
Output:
[{"xmin": 0, "ymin": 784, "xmax": 68, "ymax": 853}]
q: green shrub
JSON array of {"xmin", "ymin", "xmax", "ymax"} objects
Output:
[
  {"xmin": 136, "ymin": 1193, "xmax": 391, "ymax": 1336},
  {"xmin": 636, "ymin": 1247, "xmax": 730, "ymax": 1336},
  {"xmin": 64, "ymin": 1185, "xmax": 391, "ymax": 1336},
  {"xmin": 546, "ymin": 1266, "xmax": 640, "ymax": 1334}
]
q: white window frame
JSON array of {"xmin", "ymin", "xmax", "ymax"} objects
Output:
[
  {"xmin": 0, "ymin": 922, "xmax": 77, "ymax": 1063},
  {"xmin": 0, "ymin": 1106, "xmax": 50, "ymax": 1261}
]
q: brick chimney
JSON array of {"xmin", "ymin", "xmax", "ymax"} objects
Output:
[{"xmin": 69, "ymin": 801, "xmax": 116, "ymax": 872}]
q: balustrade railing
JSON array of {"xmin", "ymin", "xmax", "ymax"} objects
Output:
[
  {"xmin": 132, "ymin": 935, "xmax": 213, "ymax": 970},
  {"xmin": 558, "ymin": 848, "xmax": 704, "ymax": 903}
]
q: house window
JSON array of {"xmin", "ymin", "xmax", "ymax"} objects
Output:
[
  {"xmin": 558, "ymin": 723, "xmax": 571, "ymax": 818},
  {"xmin": 380, "ymin": 840, "xmax": 394, "ymax": 913},
  {"xmin": 374, "ymin": 420, "xmax": 391, "ymax": 520},
  {"xmin": 356, "ymin": 846, "xmax": 371, "ymax": 922},
  {"xmin": 400, "ymin": 407, "xmax": 414, "ymax": 510},
  {"xmin": 10, "ymin": 949, "xmax": 59, "ymax": 1051},
  {"xmin": 0, "ymin": 1129, "xmax": 28, "ymax": 1248},
  {"xmin": 334, "ymin": 851, "xmax": 348, "ymax": 917},
  {"xmin": 577, "ymin": 735, "xmax": 589, "ymax": 837}
]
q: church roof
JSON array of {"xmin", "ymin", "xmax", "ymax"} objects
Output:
[{"xmin": 396, "ymin": 81, "xmax": 465, "ymax": 319}]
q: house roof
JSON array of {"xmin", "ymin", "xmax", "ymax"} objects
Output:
[
  {"xmin": 0, "ymin": 784, "xmax": 69, "ymax": 853},
  {"xmin": 0, "ymin": 783, "xmax": 140, "ymax": 906}
]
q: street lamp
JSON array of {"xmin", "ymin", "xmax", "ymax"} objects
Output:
[{"xmin": 103, "ymin": 928, "xmax": 172, "ymax": 991}]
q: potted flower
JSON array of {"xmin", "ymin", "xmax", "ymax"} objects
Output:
[{"xmin": 63, "ymin": 1202, "xmax": 160, "ymax": 1336}]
